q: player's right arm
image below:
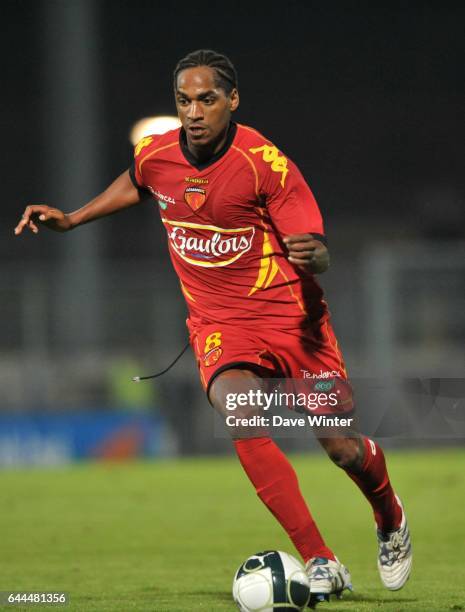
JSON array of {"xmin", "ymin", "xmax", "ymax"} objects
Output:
[{"xmin": 14, "ymin": 169, "xmax": 142, "ymax": 235}]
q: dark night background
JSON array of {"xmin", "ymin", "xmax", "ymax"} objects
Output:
[
  {"xmin": 3, "ymin": 0, "xmax": 464, "ymax": 263},
  {"xmin": 1, "ymin": 1, "xmax": 464, "ymax": 424}
]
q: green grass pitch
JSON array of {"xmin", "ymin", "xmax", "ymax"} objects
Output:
[{"xmin": 0, "ymin": 448, "xmax": 464, "ymax": 611}]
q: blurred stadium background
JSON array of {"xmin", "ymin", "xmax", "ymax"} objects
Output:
[{"xmin": 1, "ymin": 0, "xmax": 464, "ymax": 464}]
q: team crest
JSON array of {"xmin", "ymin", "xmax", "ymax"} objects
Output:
[
  {"xmin": 204, "ymin": 347, "xmax": 223, "ymax": 367},
  {"xmin": 203, "ymin": 331, "xmax": 223, "ymax": 366},
  {"xmin": 184, "ymin": 186, "xmax": 206, "ymax": 211}
]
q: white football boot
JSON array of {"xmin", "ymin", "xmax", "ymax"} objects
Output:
[
  {"xmin": 377, "ymin": 495, "xmax": 412, "ymax": 590},
  {"xmin": 305, "ymin": 556, "xmax": 352, "ymax": 607}
]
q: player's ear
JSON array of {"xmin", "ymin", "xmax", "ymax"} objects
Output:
[{"xmin": 230, "ymin": 88, "xmax": 239, "ymax": 112}]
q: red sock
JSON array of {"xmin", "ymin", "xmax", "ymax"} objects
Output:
[
  {"xmin": 234, "ymin": 437, "xmax": 335, "ymax": 563},
  {"xmin": 345, "ymin": 437, "xmax": 402, "ymax": 532}
]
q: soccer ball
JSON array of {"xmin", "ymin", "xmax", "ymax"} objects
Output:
[{"xmin": 232, "ymin": 550, "xmax": 310, "ymax": 611}]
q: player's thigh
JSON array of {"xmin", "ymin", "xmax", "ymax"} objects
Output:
[{"xmin": 271, "ymin": 320, "xmax": 348, "ymax": 380}]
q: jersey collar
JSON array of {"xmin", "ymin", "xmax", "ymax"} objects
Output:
[{"xmin": 179, "ymin": 122, "xmax": 237, "ymax": 171}]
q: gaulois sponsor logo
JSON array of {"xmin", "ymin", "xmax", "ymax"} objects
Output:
[
  {"xmin": 184, "ymin": 186, "xmax": 206, "ymax": 211},
  {"xmin": 162, "ymin": 219, "xmax": 255, "ymax": 268}
]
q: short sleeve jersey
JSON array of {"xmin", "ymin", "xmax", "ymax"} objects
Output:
[{"xmin": 131, "ymin": 122, "xmax": 329, "ymax": 330}]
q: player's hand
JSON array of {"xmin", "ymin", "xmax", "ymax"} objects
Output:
[
  {"xmin": 14, "ymin": 205, "xmax": 72, "ymax": 235},
  {"xmin": 283, "ymin": 233, "xmax": 330, "ymax": 274}
]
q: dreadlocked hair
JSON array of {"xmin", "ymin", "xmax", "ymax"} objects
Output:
[{"xmin": 173, "ymin": 49, "xmax": 238, "ymax": 95}]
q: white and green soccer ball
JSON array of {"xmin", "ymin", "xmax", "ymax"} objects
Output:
[{"xmin": 232, "ymin": 550, "xmax": 310, "ymax": 611}]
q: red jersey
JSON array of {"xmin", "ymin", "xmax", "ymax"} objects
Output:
[{"xmin": 130, "ymin": 123, "xmax": 328, "ymax": 330}]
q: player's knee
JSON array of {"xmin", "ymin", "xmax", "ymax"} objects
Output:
[
  {"xmin": 209, "ymin": 369, "xmax": 265, "ymax": 417},
  {"xmin": 325, "ymin": 440, "xmax": 363, "ymax": 471},
  {"xmin": 223, "ymin": 404, "xmax": 268, "ymax": 439}
]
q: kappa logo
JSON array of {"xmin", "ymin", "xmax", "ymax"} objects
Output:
[
  {"xmin": 135, "ymin": 136, "xmax": 153, "ymax": 156},
  {"xmin": 249, "ymin": 144, "xmax": 289, "ymax": 187},
  {"xmin": 184, "ymin": 186, "xmax": 206, "ymax": 211}
]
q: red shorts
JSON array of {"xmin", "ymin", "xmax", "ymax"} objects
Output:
[{"xmin": 187, "ymin": 318, "xmax": 349, "ymax": 394}]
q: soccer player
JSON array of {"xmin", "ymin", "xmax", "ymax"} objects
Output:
[{"xmin": 15, "ymin": 49, "xmax": 412, "ymax": 605}]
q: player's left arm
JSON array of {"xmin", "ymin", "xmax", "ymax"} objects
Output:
[
  {"xmin": 258, "ymin": 148, "xmax": 330, "ymax": 274},
  {"xmin": 283, "ymin": 233, "xmax": 330, "ymax": 274}
]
